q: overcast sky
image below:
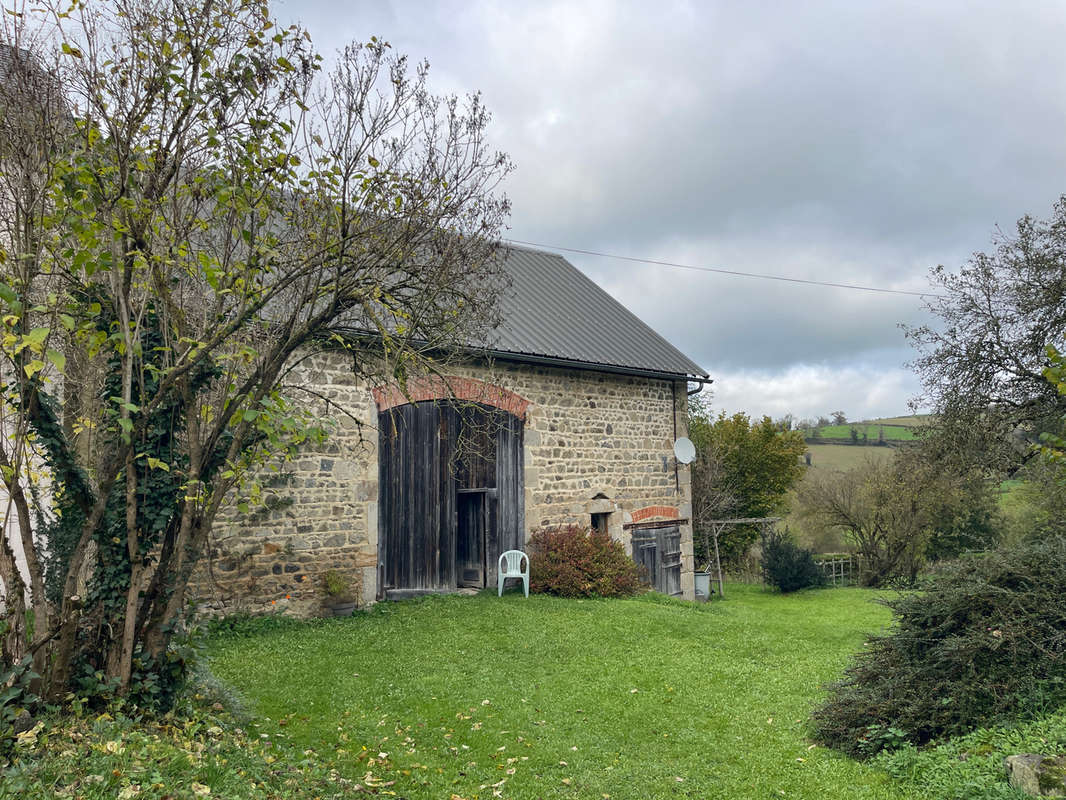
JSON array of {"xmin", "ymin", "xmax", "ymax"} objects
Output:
[{"xmin": 280, "ymin": 0, "xmax": 1066, "ymax": 422}]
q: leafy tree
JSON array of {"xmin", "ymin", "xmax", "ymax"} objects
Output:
[
  {"xmin": 905, "ymin": 198, "xmax": 1066, "ymax": 474},
  {"xmin": 687, "ymin": 401, "xmax": 739, "ymax": 565},
  {"xmin": 1002, "ymin": 459, "xmax": 1066, "ymax": 544},
  {"xmin": 1040, "ymin": 340, "xmax": 1066, "ymax": 464},
  {"xmin": 830, "ymin": 411, "xmax": 847, "ymax": 425},
  {"xmin": 0, "ymin": 0, "xmax": 511, "ymax": 698},
  {"xmin": 922, "ymin": 467, "xmax": 1003, "ymax": 562},
  {"xmin": 688, "ymin": 397, "xmax": 805, "ymax": 566},
  {"xmin": 999, "ymin": 340, "xmax": 1066, "ymax": 543}
]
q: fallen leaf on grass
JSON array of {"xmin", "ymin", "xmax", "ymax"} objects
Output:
[{"xmin": 15, "ymin": 722, "xmax": 45, "ymax": 749}]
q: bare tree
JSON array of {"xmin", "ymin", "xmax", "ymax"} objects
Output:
[
  {"xmin": 797, "ymin": 452, "xmax": 1000, "ymax": 586},
  {"xmin": 797, "ymin": 459, "xmax": 931, "ymax": 586},
  {"xmin": 689, "ymin": 435, "xmax": 739, "ymax": 569},
  {"xmin": 0, "ymin": 0, "xmax": 511, "ymax": 698},
  {"xmin": 905, "ymin": 198, "xmax": 1066, "ymax": 473}
]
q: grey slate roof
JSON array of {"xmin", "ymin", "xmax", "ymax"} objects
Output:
[{"xmin": 486, "ymin": 245, "xmax": 708, "ymax": 381}]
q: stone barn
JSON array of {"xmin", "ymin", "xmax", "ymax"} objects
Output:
[{"xmin": 197, "ymin": 245, "xmax": 709, "ymax": 613}]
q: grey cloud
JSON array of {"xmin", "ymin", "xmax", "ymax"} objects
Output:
[
  {"xmin": 279, "ymin": 0, "xmax": 1066, "ymax": 416},
  {"xmin": 588, "ymin": 253, "xmax": 928, "ymax": 372}
]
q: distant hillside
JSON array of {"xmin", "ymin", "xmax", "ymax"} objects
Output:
[
  {"xmin": 785, "ymin": 417, "xmax": 932, "ymax": 553},
  {"xmin": 864, "ymin": 415, "xmax": 934, "ymax": 428},
  {"xmin": 803, "ymin": 443, "xmax": 895, "ymax": 470},
  {"xmin": 799, "ymin": 414, "xmax": 934, "ymax": 444}
]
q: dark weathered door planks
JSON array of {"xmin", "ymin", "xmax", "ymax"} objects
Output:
[
  {"xmin": 378, "ymin": 401, "xmax": 523, "ymax": 595},
  {"xmin": 631, "ymin": 523, "xmax": 682, "ymax": 597},
  {"xmin": 491, "ymin": 412, "xmax": 524, "ymax": 588},
  {"xmin": 456, "ymin": 490, "xmax": 486, "ymax": 586}
]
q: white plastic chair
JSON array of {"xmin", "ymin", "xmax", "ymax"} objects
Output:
[{"xmin": 497, "ymin": 550, "xmax": 529, "ymax": 597}]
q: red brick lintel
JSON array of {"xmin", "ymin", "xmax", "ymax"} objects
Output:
[
  {"xmin": 371, "ymin": 376, "xmax": 530, "ymax": 420},
  {"xmin": 630, "ymin": 505, "xmax": 680, "ymax": 523}
]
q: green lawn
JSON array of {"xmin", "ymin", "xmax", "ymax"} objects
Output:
[{"xmin": 209, "ymin": 586, "xmax": 912, "ymax": 800}]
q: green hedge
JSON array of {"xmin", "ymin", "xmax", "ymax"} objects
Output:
[{"xmin": 812, "ymin": 537, "xmax": 1066, "ymax": 757}]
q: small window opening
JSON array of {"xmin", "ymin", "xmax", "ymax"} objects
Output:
[{"xmin": 591, "ymin": 512, "xmax": 609, "ymax": 536}]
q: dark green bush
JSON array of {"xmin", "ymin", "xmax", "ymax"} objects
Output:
[
  {"xmin": 528, "ymin": 525, "xmax": 644, "ymax": 598},
  {"xmin": 812, "ymin": 537, "xmax": 1066, "ymax": 757},
  {"xmin": 760, "ymin": 529, "xmax": 827, "ymax": 592},
  {"xmin": 1, "ymin": 657, "xmax": 40, "ymax": 756}
]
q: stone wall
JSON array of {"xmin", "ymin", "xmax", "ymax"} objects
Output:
[
  {"xmin": 192, "ymin": 351, "xmax": 695, "ymax": 616},
  {"xmin": 192, "ymin": 353, "xmax": 380, "ymax": 617}
]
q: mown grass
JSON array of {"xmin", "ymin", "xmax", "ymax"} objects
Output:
[
  {"xmin": 7, "ymin": 586, "xmax": 1053, "ymax": 798},
  {"xmin": 208, "ymin": 585, "xmax": 912, "ymax": 800}
]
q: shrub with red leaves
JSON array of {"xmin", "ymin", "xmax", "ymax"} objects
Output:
[{"xmin": 527, "ymin": 525, "xmax": 645, "ymax": 598}]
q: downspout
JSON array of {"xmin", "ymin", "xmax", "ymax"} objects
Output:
[{"xmin": 672, "ymin": 382, "xmax": 679, "ymax": 494}]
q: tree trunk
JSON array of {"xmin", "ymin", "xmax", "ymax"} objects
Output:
[
  {"xmin": 144, "ymin": 519, "xmax": 212, "ymax": 661},
  {"xmin": 115, "ymin": 448, "xmax": 141, "ymax": 692},
  {"xmin": 47, "ymin": 487, "xmax": 113, "ymax": 700},
  {"xmin": 0, "ymin": 527, "xmax": 28, "ymax": 666}
]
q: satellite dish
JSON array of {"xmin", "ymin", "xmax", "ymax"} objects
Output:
[{"xmin": 673, "ymin": 437, "xmax": 696, "ymax": 464}]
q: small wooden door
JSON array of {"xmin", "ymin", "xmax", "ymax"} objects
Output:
[
  {"xmin": 659, "ymin": 526, "xmax": 682, "ymax": 596},
  {"xmin": 456, "ymin": 492, "xmax": 484, "ymax": 586},
  {"xmin": 456, "ymin": 489, "xmax": 498, "ymax": 587},
  {"xmin": 631, "ymin": 524, "xmax": 682, "ymax": 597}
]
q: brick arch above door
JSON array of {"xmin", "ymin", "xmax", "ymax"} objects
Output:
[
  {"xmin": 629, "ymin": 505, "xmax": 680, "ymax": 524},
  {"xmin": 371, "ymin": 375, "xmax": 530, "ymax": 420}
]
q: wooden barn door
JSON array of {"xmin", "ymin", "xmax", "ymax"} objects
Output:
[
  {"xmin": 490, "ymin": 411, "xmax": 524, "ymax": 589},
  {"xmin": 378, "ymin": 402, "xmax": 455, "ymax": 594},
  {"xmin": 378, "ymin": 401, "xmax": 523, "ymax": 596},
  {"xmin": 631, "ymin": 523, "xmax": 682, "ymax": 597}
]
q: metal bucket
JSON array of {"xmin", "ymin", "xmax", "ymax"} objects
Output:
[{"xmin": 693, "ymin": 571, "xmax": 711, "ymax": 601}]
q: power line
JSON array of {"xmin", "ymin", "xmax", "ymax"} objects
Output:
[{"xmin": 504, "ymin": 238, "xmax": 943, "ymax": 299}]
